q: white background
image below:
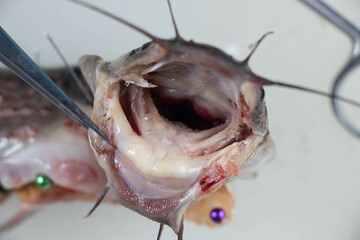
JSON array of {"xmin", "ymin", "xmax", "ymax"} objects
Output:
[{"xmin": 1, "ymin": 0, "xmax": 360, "ymax": 239}]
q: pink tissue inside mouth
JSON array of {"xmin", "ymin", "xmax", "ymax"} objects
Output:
[
  {"xmin": 63, "ymin": 118, "xmax": 88, "ymax": 138},
  {"xmin": 192, "ymin": 102, "xmax": 215, "ymax": 121},
  {"xmin": 54, "ymin": 159, "xmax": 98, "ymax": 185},
  {"xmin": 8, "ymin": 124, "xmax": 37, "ymax": 141}
]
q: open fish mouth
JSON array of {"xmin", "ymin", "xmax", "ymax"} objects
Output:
[{"xmin": 80, "ymin": 40, "xmax": 275, "ymax": 233}]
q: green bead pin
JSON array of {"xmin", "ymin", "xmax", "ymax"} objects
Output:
[{"xmin": 35, "ymin": 173, "xmax": 52, "ymax": 189}]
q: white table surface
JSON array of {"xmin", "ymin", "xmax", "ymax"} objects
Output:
[{"xmin": 1, "ymin": 0, "xmax": 360, "ymax": 239}]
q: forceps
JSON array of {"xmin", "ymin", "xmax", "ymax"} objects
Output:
[
  {"xmin": 0, "ymin": 27, "xmax": 112, "ymax": 144},
  {"xmin": 300, "ymin": 0, "xmax": 360, "ymax": 138}
]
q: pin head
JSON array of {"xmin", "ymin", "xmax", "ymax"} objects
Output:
[
  {"xmin": 210, "ymin": 208, "xmax": 226, "ymax": 223},
  {"xmin": 35, "ymin": 173, "xmax": 52, "ymax": 189}
]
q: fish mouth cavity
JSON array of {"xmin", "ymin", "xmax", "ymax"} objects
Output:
[
  {"xmin": 150, "ymin": 88, "xmax": 226, "ymax": 131},
  {"xmin": 109, "ymin": 61, "xmax": 250, "ymax": 196},
  {"xmin": 119, "ymin": 62, "xmax": 238, "ymax": 135},
  {"xmin": 108, "ymin": 61, "xmax": 253, "ymax": 180},
  {"xmin": 94, "ymin": 61, "xmax": 257, "ymax": 197},
  {"xmin": 119, "ymin": 83, "xmax": 229, "ymax": 136}
]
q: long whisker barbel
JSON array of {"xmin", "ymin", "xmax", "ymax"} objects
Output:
[{"xmin": 45, "ymin": 32, "xmax": 94, "ymax": 104}]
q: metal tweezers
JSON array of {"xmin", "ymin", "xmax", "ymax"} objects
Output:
[
  {"xmin": 300, "ymin": 0, "xmax": 360, "ymax": 138},
  {"xmin": 0, "ymin": 26, "xmax": 112, "ymax": 144}
]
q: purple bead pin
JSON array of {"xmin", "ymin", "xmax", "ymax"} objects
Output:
[{"xmin": 210, "ymin": 208, "xmax": 226, "ymax": 223}]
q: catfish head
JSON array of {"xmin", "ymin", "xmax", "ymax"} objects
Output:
[
  {"xmin": 79, "ymin": 35, "xmax": 275, "ymax": 237},
  {"xmin": 74, "ymin": 0, "xmax": 275, "ymax": 238}
]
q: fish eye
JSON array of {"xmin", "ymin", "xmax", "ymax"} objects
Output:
[
  {"xmin": 35, "ymin": 173, "xmax": 52, "ymax": 189},
  {"xmin": 260, "ymin": 88, "xmax": 265, "ymax": 99},
  {"xmin": 128, "ymin": 49, "xmax": 136, "ymax": 57},
  {"xmin": 140, "ymin": 41, "xmax": 151, "ymax": 51},
  {"xmin": 210, "ymin": 208, "xmax": 226, "ymax": 223}
]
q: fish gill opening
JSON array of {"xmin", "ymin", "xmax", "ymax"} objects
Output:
[
  {"xmin": 143, "ymin": 62, "xmax": 229, "ymax": 131},
  {"xmin": 150, "ymin": 88, "xmax": 226, "ymax": 130},
  {"xmin": 119, "ymin": 81, "xmax": 226, "ymax": 133}
]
